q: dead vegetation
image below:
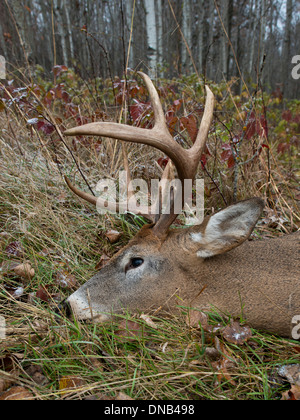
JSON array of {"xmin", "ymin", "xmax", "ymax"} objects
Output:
[{"xmin": 0, "ymin": 69, "xmax": 299, "ymax": 399}]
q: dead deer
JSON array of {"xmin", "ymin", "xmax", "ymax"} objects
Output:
[{"xmin": 63, "ymin": 72, "xmax": 300, "ymax": 338}]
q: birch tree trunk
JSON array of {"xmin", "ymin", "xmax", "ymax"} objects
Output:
[
  {"xmin": 62, "ymin": 0, "xmax": 74, "ymax": 62},
  {"xmin": 221, "ymin": 0, "xmax": 229, "ymax": 78},
  {"xmin": 144, "ymin": 0, "xmax": 157, "ymax": 77},
  {"xmin": 181, "ymin": 0, "xmax": 192, "ymax": 73},
  {"xmin": 53, "ymin": 0, "xmax": 68, "ymax": 66},
  {"xmin": 156, "ymin": 0, "xmax": 163, "ymax": 72},
  {"xmin": 197, "ymin": 0, "xmax": 205, "ymax": 74}
]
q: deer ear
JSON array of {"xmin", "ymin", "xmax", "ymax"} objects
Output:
[{"xmin": 190, "ymin": 198, "xmax": 264, "ymax": 258}]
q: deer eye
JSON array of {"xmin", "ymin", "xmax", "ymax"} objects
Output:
[
  {"xmin": 131, "ymin": 258, "xmax": 144, "ymax": 268},
  {"xmin": 125, "ymin": 258, "xmax": 144, "ymax": 273}
]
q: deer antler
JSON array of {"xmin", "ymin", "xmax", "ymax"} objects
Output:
[{"xmin": 64, "ymin": 72, "xmax": 214, "ymax": 237}]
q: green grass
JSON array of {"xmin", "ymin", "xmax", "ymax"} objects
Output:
[{"xmin": 0, "ymin": 72, "xmax": 299, "ymax": 400}]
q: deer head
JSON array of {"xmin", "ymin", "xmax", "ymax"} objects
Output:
[{"xmin": 63, "ymin": 73, "xmax": 300, "ymax": 338}]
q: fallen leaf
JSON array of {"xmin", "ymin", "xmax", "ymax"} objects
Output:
[
  {"xmin": 0, "ymin": 260, "xmax": 21, "ymax": 276},
  {"xmin": 59, "ymin": 376, "xmax": 85, "ymax": 395},
  {"xmin": 222, "ymin": 321, "xmax": 252, "ymax": 345},
  {"xmin": 186, "ymin": 310, "xmax": 223, "ymax": 333},
  {"xmin": 115, "ymin": 392, "xmax": 134, "ymax": 400},
  {"xmin": 55, "ymin": 271, "xmax": 78, "ymax": 290},
  {"xmin": 13, "ymin": 262, "xmax": 35, "ymax": 280},
  {"xmin": 5, "ymin": 241, "xmax": 24, "ymax": 258},
  {"xmin": 140, "ymin": 314, "xmax": 157, "ymax": 329},
  {"xmin": 278, "ymin": 364, "xmax": 300, "ymax": 386},
  {"xmin": 25, "ymin": 365, "xmax": 48, "ymax": 386},
  {"xmin": 0, "ymin": 386, "xmax": 34, "ymax": 400},
  {"xmin": 0, "ymin": 355, "xmax": 20, "ymax": 393},
  {"xmin": 105, "ymin": 230, "xmax": 122, "ymax": 244},
  {"xmin": 4, "ymin": 285, "xmax": 24, "ymax": 299},
  {"xmin": 116, "ymin": 320, "xmax": 144, "ymax": 342},
  {"xmin": 281, "ymin": 385, "xmax": 300, "ymax": 400},
  {"xmin": 35, "ymin": 286, "xmax": 51, "ymax": 302},
  {"xmin": 95, "ymin": 254, "xmax": 110, "ymax": 270},
  {"xmin": 186, "ymin": 310, "xmax": 210, "ymax": 331},
  {"xmin": 211, "ymin": 337, "xmax": 237, "ymax": 386}
]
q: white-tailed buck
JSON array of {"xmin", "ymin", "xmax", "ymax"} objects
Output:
[{"xmin": 64, "ymin": 73, "xmax": 300, "ymax": 338}]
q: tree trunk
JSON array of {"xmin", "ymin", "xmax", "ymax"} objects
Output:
[
  {"xmin": 7, "ymin": 0, "xmax": 31, "ymax": 61},
  {"xmin": 62, "ymin": 0, "xmax": 74, "ymax": 63},
  {"xmin": 181, "ymin": 0, "xmax": 192, "ymax": 74},
  {"xmin": 144, "ymin": 0, "xmax": 157, "ymax": 77},
  {"xmin": 156, "ymin": 0, "xmax": 163, "ymax": 72},
  {"xmin": 53, "ymin": 0, "xmax": 68, "ymax": 66},
  {"xmin": 282, "ymin": 0, "xmax": 293, "ymax": 97}
]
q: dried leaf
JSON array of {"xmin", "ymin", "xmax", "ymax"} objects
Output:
[
  {"xmin": 140, "ymin": 314, "xmax": 157, "ymax": 329},
  {"xmin": 212, "ymin": 337, "xmax": 237, "ymax": 386},
  {"xmin": 55, "ymin": 271, "xmax": 78, "ymax": 290},
  {"xmin": 281, "ymin": 385, "xmax": 300, "ymax": 400},
  {"xmin": 105, "ymin": 230, "xmax": 122, "ymax": 244},
  {"xmin": 0, "ymin": 260, "xmax": 21, "ymax": 276},
  {"xmin": 35, "ymin": 286, "xmax": 51, "ymax": 302},
  {"xmin": 5, "ymin": 286, "xmax": 24, "ymax": 299},
  {"xmin": 0, "ymin": 386, "xmax": 34, "ymax": 400},
  {"xmin": 13, "ymin": 262, "xmax": 35, "ymax": 280},
  {"xmin": 59, "ymin": 376, "xmax": 84, "ymax": 395},
  {"xmin": 25, "ymin": 365, "xmax": 48, "ymax": 386},
  {"xmin": 115, "ymin": 392, "xmax": 134, "ymax": 401},
  {"xmin": 95, "ymin": 254, "xmax": 110, "ymax": 270},
  {"xmin": 186, "ymin": 310, "xmax": 223, "ymax": 333},
  {"xmin": 222, "ymin": 321, "xmax": 252, "ymax": 345},
  {"xmin": 186, "ymin": 310, "xmax": 210, "ymax": 331},
  {"xmin": 116, "ymin": 320, "xmax": 144, "ymax": 342},
  {"xmin": 278, "ymin": 364, "xmax": 300, "ymax": 386},
  {"xmin": 5, "ymin": 241, "xmax": 24, "ymax": 258}
]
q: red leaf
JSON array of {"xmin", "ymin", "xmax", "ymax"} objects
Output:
[
  {"xmin": 37, "ymin": 120, "xmax": 55, "ymax": 135},
  {"xmin": 220, "ymin": 145, "xmax": 232, "ymax": 163},
  {"xmin": 5, "ymin": 241, "xmax": 24, "ymax": 258},
  {"xmin": 157, "ymin": 157, "xmax": 169, "ymax": 169},
  {"xmin": 200, "ymin": 154, "xmax": 207, "ymax": 166},
  {"xmin": 36, "ymin": 286, "xmax": 51, "ymax": 302},
  {"xmin": 52, "ymin": 65, "xmax": 68, "ymax": 78},
  {"xmin": 277, "ymin": 142, "xmax": 290, "ymax": 154},
  {"xmin": 245, "ymin": 112, "xmax": 268, "ymax": 139},
  {"xmin": 282, "ymin": 110, "xmax": 292, "ymax": 122},
  {"xmin": 172, "ymin": 99, "xmax": 182, "ymax": 112},
  {"xmin": 227, "ymin": 155, "xmax": 235, "ymax": 168},
  {"xmin": 181, "ymin": 115, "xmax": 198, "ymax": 143}
]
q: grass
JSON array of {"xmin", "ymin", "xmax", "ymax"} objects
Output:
[{"xmin": 0, "ymin": 70, "xmax": 299, "ymax": 400}]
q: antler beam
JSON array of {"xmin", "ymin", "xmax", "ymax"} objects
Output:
[{"xmin": 64, "ymin": 72, "xmax": 214, "ymax": 237}]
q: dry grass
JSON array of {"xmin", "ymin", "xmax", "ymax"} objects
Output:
[{"xmin": 0, "ymin": 72, "xmax": 299, "ymax": 400}]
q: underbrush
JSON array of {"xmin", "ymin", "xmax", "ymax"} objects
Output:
[{"xmin": 0, "ymin": 67, "xmax": 299, "ymax": 400}]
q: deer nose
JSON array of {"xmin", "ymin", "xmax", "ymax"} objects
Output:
[{"xmin": 55, "ymin": 299, "xmax": 72, "ymax": 318}]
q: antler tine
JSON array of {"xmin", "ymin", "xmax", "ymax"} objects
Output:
[
  {"xmin": 64, "ymin": 176, "xmax": 156, "ymax": 223},
  {"xmin": 64, "ymin": 73, "xmax": 215, "ymax": 237},
  {"xmin": 188, "ymin": 86, "xmax": 215, "ymax": 166}
]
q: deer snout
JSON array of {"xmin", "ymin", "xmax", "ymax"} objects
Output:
[{"xmin": 66, "ymin": 290, "xmax": 110, "ymax": 322}]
